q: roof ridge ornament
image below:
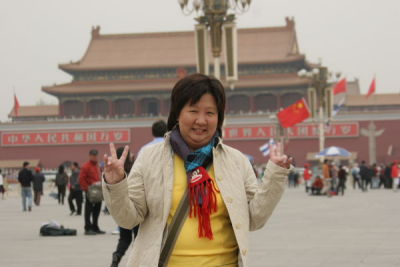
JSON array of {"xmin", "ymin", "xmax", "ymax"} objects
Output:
[
  {"xmin": 91, "ymin": 26, "xmax": 101, "ymax": 39},
  {"xmin": 285, "ymin": 17, "xmax": 295, "ymax": 28}
]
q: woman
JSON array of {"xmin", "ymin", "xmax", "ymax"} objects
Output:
[
  {"xmin": 55, "ymin": 164, "xmax": 68, "ymax": 205},
  {"xmin": 103, "ymin": 73, "xmax": 292, "ymax": 267}
]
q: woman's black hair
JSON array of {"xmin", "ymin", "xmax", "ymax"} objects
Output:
[{"xmin": 167, "ymin": 73, "xmax": 226, "ymax": 135}]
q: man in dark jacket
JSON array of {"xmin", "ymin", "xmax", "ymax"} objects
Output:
[
  {"xmin": 336, "ymin": 165, "xmax": 347, "ymax": 195},
  {"xmin": 68, "ymin": 162, "xmax": 83, "ymax": 216},
  {"xmin": 359, "ymin": 160, "xmax": 371, "ymax": 192},
  {"xmin": 18, "ymin": 161, "xmax": 34, "ymax": 211},
  {"xmin": 80, "ymin": 149, "xmax": 104, "ymax": 235},
  {"xmin": 384, "ymin": 164, "xmax": 393, "ymax": 189},
  {"xmin": 32, "ymin": 167, "xmax": 45, "ymax": 206}
]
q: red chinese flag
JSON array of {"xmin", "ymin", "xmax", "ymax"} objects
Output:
[
  {"xmin": 366, "ymin": 78, "xmax": 376, "ymax": 98},
  {"xmin": 333, "ymin": 78, "xmax": 347, "ymax": 95},
  {"xmin": 277, "ymin": 98, "xmax": 311, "ymax": 128},
  {"xmin": 14, "ymin": 94, "xmax": 20, "ymax": 116}
]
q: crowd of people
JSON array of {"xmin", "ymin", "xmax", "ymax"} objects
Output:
[
  {"xmin": 14, "ymin": 153, "xmax": 104, "ymax": 233},
  {"xmin": 287, "ymin": 159, "xmax": 400, "ymax": 196}
]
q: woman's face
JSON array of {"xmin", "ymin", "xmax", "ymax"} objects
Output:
[{"xmin": 178, "ymin": 93, "xmax": 218, "ymax": 150}]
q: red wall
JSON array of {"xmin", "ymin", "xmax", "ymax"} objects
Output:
[
  {"xmin": 1, "ymin": 120, "xmax": 399, "ymax": 169},
  {"xmin": 226, "ymin": 120, "xmax": 399, "ymax": 167},
  {"xmin": 0, "ymin": 127, "xmax": 154, "ymax": 169}
]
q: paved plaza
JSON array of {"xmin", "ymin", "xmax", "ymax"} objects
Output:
[{"xmin": 1, "ymin": 183, "xmax": 399, "ymax": 267}]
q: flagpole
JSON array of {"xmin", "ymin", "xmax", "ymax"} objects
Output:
[
  {"xmin": 278, "ymin": 122, "xmax": 285, "ymax": 154},
  {"xmin": 13, "ymin": 87, "xmax": 16, "ymax": 117},
  {"xmin": 13, "ymin": 87, "xmax": 20, "ymax": 118},
  {"xmin": 318, "ymin": 104, "xmax": 325, "ymax": 162}
]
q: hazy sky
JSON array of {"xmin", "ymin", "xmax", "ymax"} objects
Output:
[{"xmin": 1, "ymin": 0, "xmax": 399, "ymax": 121}]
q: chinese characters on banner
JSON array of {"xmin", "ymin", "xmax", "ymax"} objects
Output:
[
  {"xmin": 1, "ymin": 129, "xmax": 130, "ymax": 146},
  {"xmin": 224, "ymin": 126, "xmax": 275, "ymax": 139},
  {"xmin": 223, "ymin": 123, "xmax": 359, "ymax": 140}
]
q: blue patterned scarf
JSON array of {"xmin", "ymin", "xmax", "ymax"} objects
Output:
[{"xmin": 170, "ymin": 127, "xmax": 219, "ymax": 239}]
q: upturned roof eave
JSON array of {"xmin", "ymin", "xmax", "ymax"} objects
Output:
[
  {"xmin": 57, "ymin": 55, "xmax": 305, "ymax": 72},
  {"xmin": 41, "ymin": 74, "xmax": 309, "ymax": 96}
]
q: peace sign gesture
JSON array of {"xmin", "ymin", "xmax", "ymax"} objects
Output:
[
  {"xmin": 103, "ymin": 143, "xmax": 130, "ymax": 184},
  {"xmin": 269, "ymin": 142, "xmax": 292, "ymax": 169}
]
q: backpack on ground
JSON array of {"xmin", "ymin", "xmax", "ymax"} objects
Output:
[{"xmin": 40, "ymin": 222, "xmax": 77, "ymax": 236}]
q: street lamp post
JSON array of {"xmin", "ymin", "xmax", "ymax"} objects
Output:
[
  {"xmin": 178, "ymin": 0, "xmax": 251, "ymax": 81},
  {"xmin": 298, "ymin": 66, "xmax": 334, "ymax": 160}
]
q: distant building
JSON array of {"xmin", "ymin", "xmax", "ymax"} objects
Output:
[
  {"xmin": 344, "ymin": 93, "xmax": 400, "ymax": 113},
  {"xmin": 9, "ymin": 105, "xmax": 58, "ymax": 122}
]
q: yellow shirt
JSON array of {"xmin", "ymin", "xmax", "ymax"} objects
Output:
[{"xmin": 167, "ymin": 155, "xmax": 239, "ymax": 267}]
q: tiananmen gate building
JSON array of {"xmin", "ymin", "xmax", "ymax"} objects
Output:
[{"xmin": 1, "ymin": 18, "xmax": 400, "ymax": 171}]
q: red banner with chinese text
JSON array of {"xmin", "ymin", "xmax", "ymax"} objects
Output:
[
  {"xmin": 224, "ymin": 126, "xmax": 275, "ymax": 139},
  {"xmin": 223, "ymin": 122, "xmax": 358, "ymax": 140},
  {"xmin": 1, "ymin": 129, "xmax": 130, "ymax": 147}
]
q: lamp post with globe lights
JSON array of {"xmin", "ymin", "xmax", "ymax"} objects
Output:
[
  {"xmin": 298, "ymin": 66, "xmax": 338, "ymax": 158},
  {"xmin": 178, "ymin": 0, "xmax": 251, "ymax": 83}
]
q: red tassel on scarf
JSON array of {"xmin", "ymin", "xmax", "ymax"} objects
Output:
[{"xmin": 188, "ymin": 166, "xmax": 219, "ymax": 240}]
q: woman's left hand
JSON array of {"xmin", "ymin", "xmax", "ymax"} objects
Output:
[{"xmin": 269, "ymin": 142, "xmax": 292, "ymax": 169}]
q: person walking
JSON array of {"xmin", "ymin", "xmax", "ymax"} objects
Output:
[
  {"xmin": 322, "ymin": 159, "xmax": 332, "ymax": 195},
  {"xmin": 351, "ymin": 163, "xmax": 363, "ymax": 190},
  {"xmin": 366, "ymin": 164, "xmax": 374, "ymax": 190},
  {"xmin": 102, "ymin": 73, "xmax": 292, "ymax": 266},
  {"xmin": 330, "ymin": 162, "xmax": 339, "ymax": 194},
  {"xmin": 378, "ymin": 163, "xmax": 386, "ymax": 189},
  {"xmin": 68, "ymin": 162, "xmax": 83, "ymax": 216},
  {"xmin": 336, "ymin": 165, "xmax": 347, "ymax": 196},
  {"xmin": 384, "ymin": 163, "xmax": 392, "ymax": 189},
  {"xmin": 55, "ymin": 165, "xmax": 68, "ymax": 205},
  {"xmin": 391, "ymin": 161, "xmax": 399, "ymax": 192},
  {"xmin": 303, "ymin": 164, "xmax": 312, "ymax": 193},
  {"xmin": 32, "ymin": 167, "xmax": 45, "ymax": 206},
  {"xmin": 371, "ymin": 163, "xmax": 380, "ymax": 189},
  {"xmin": 359, "ymin": 161, "xmax": 370, "ymax": 192},
  {"xmin": 18, "ymin": 161, "xmax": 34, "ymax": 211},
  {"xmin": 80, "ymin": 149, "xmax": 105, "ymax": 235},
  {"xmin": 0, "ymin": 169, "xmax": 5, "ymax": 200}
]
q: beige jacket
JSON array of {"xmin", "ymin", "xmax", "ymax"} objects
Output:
[{"xmin": 103, "ymin": 135, "xmax": 290, "ymax": 267}]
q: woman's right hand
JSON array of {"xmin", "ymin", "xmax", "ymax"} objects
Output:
[
  {"xmin": 103, "ymin": 143, "xmax": 129, "ymax": 184},
  {"xmin": 269, "ymin": 142, "xmax": 292, "ymax": 169}
]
